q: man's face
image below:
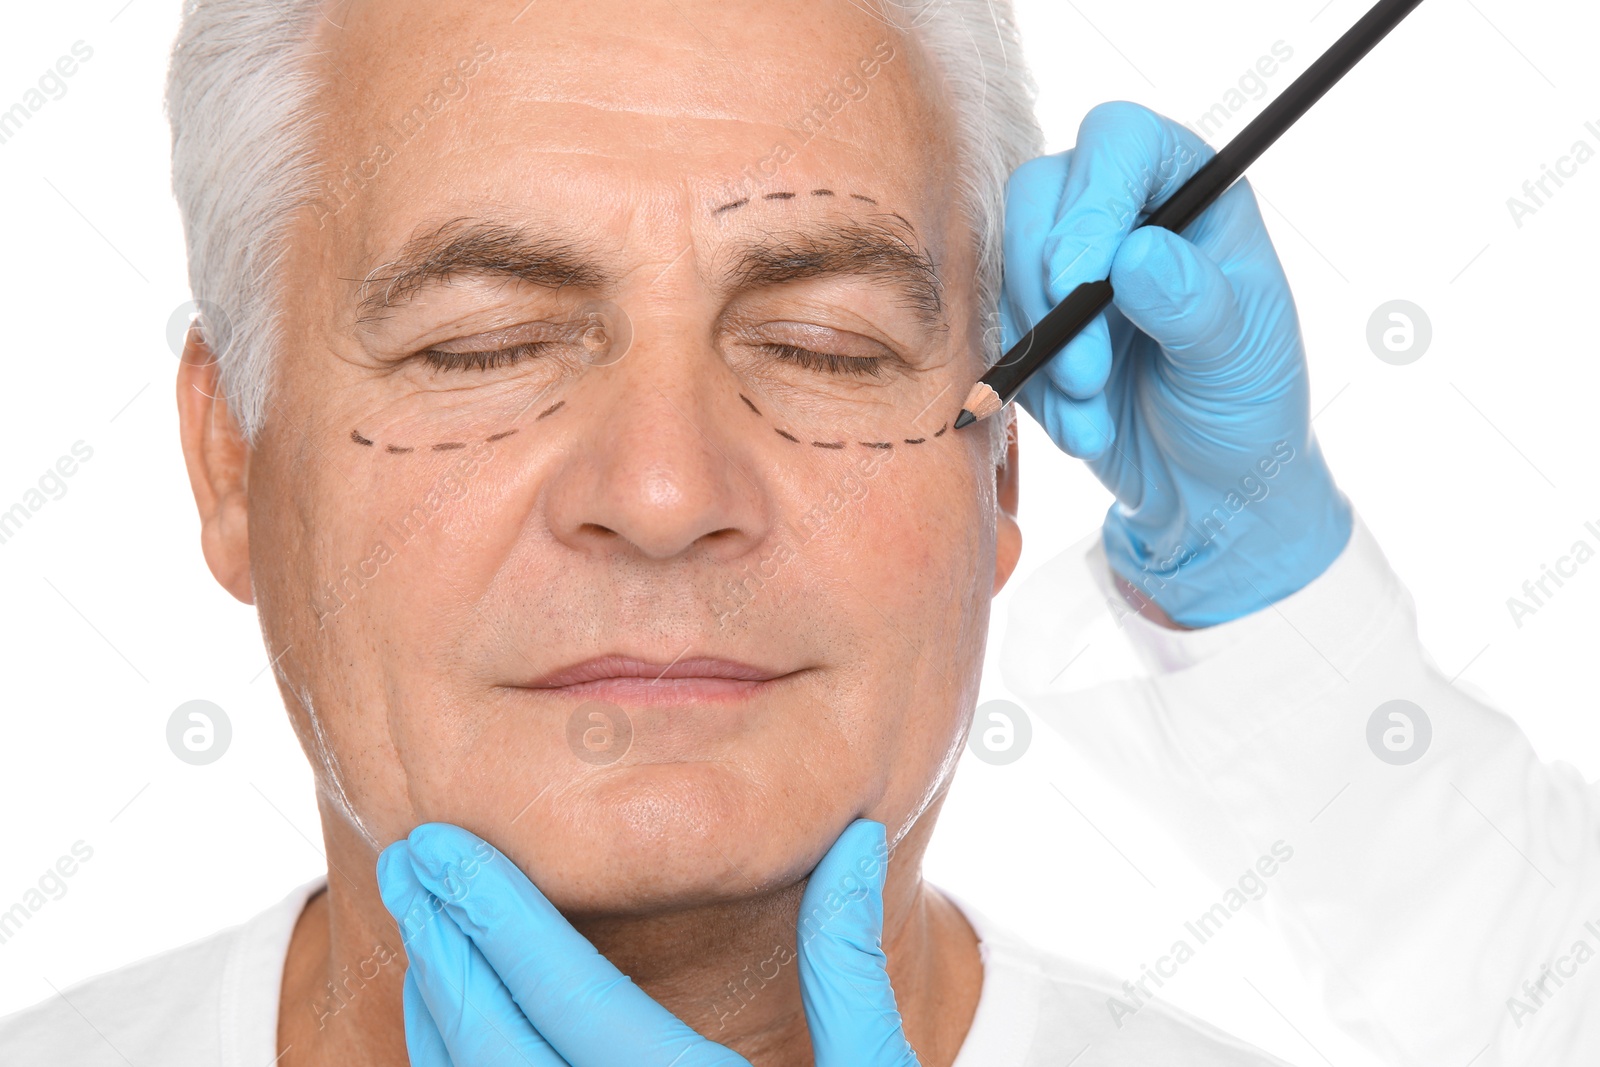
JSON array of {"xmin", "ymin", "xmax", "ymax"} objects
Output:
[{"xmin": 235, "ymin": 0, "xmax": 1019, "ymax": 912}]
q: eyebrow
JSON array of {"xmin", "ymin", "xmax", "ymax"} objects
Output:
[
  {"xmin": 355, "ymin": 217, "xmax": 611, "ymax": 323},
  {"xmin": 356, "ymin": 213, "xmax": 945, "ymax": 328},
  {"xmin": 721, "ymin": 218, "xmax": 945, "ymax": 328}
]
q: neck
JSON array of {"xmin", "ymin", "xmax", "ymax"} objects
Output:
[{"xmin": 280, "ymin": 796, "xmax": 982, "ymax": 1067}]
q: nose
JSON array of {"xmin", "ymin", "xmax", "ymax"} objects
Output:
[{"xmin": 543, "ymin": 357, "xmax": 768, "ymax": 564}]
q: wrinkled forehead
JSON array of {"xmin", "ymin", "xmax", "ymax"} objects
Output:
[{"xmin": 303, "ymin": 0, "xmax": 961, "ymax": 246}]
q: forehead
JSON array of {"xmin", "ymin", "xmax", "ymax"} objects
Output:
[{"xmin": 307, "ymin": 0, "xmax": 958, "ymax": 258}]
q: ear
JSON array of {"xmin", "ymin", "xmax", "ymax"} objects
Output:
[
  {"xmin": 176, "ymin": 327, "xmax": 255, "ymax": 605},
  {"xmin": 992, "ymin": 414, "xmax": 1021, "ymax": 597}
]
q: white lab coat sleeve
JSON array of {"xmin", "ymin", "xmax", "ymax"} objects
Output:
[{"xmin": 1000, "ymin": 513, "xmax": 1600, "ymax": 1067}]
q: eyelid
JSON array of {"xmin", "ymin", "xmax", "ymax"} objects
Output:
[
  {"xmin": 425, "ymin": 320, "xmax": 580, "ymax": 353},
  {"xmin": 421, "ymin": 340, "xmax": 560, "ymax": 373},
  {"xmin": 762, "ymin": 343, "xmax": 885, "ymax": 378},
  {"xmin": 749, "ymin": 320, "xmax": 901, "ymax": 361}
]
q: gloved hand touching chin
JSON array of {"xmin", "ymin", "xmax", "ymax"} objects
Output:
[
  {"xmin": 1001, "ymin": 101, "xmax": 1352, "ymax": 628},
  {"xmin": 376, "ymin": 819, "xmax": 920, "ymax": 1067}
]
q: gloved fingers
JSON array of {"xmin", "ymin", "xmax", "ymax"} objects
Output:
[
  {"xmin": 996, "ymin": 298, "xmax": 1114, "ymax": 403},
  {"xmin": 796, "ymin": 820, "xmax": 920, "ymax": 1067},
  {"xmin": 402, "ymin": 969, "xmax": 459, "ymax": 1067},
  {"xmin": 1014, "ymin": 372, "xmax": 1116, "ymax": 461},
  {"xmin": 404, "ymin": 822, "xmax": 750, "ymax": 1067},
  {"xmin": 1044, "ymin": 102, "xmax": 1215, "ymax": 307},
  {"xmin": 1171, "ymin": 175, "xmax": 1276, "ymax": 275},
  {"xmin": 1001, "ymin": 150, "xmax": 1074, "ymax": 332},
  {"xmin": 1109, "ymin": 224, "xmax": 1247, "ymax": 369},
  {"xmin": 1107, "ymin": 223, "xmax": 1267, "ymax": 383},
  {"xmin": 378, "ymin": 841, "xmax": 569, "ymax": 1067}
]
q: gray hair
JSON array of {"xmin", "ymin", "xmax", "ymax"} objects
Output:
[{"xmin": 165, "ymin": 0, "xmax": 1043, "ymax": 450}]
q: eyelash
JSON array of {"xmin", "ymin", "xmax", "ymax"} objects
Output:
[
  {"xmin": 419, "ymin": 339, "xmax": 884, "ymax": 378},
  {"xmin": 421, "ymin": 342, "xmax": 555, "ymax": 372},
  {"xmin": 764, "ymin": 343, "xmax": 884, "ymax": 378}
]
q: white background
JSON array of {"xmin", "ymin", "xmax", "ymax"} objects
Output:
[{"xmin": 0, "ymin": 1, "xmax": 1594, "ymax": 1064}]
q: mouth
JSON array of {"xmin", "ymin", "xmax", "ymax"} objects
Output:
[{"xmin": 516, "ymin": 655, "xmax": 796, "ymax": 707}]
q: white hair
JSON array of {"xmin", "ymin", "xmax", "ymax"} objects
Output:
[{"xmin": 165, "ymin": 0, "xmax": 1043, "ymax": 451}]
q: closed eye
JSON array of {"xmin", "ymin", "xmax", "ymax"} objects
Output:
[
  {"xmin": 420, "ymin": 341, "xmax": 562, "ymax": 372},
  {"xmin": 763, "ymin": 343, "xmax": 886, "ymax": 378}
]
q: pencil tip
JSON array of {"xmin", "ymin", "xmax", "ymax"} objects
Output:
[{"xmin": 953, "ymin": 409, "xmax": 976, "ymax": 430}]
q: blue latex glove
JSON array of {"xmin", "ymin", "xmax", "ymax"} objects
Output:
[
  {"xmin": 376, "ymin": 819, "xmax": 920, "ymax": 1066},
  {"xmin": 1000, "ymin": 101, "xmax": 1352, "ymax": 627}
]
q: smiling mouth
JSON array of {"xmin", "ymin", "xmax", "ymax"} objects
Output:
[{"xmin": 516, "ymin": 655, "xmax": 797, "ymax": 707}]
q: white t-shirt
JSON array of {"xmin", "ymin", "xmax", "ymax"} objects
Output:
[{"xmin": 0, "ymin": 876, "xmax": 1288, "ymax": 1065}]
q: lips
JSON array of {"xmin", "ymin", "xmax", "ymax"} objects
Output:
[{"xmin": 519, "ymin": 655, "xmax": 792, "ymax": 706}]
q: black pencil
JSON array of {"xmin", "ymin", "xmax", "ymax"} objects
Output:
[{"xmin": 954, "ymin": 0, "xmax": 1429, "ymax": 429}]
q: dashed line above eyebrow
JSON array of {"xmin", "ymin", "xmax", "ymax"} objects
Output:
[
  {"xmin": 713, "ymin": 189, "xmax": 878, "ymax": 216},
  {"xmin": 432, "ymin": 441, "xmax": 467, "ymax": 451},
  {"xmin": 811, "ymin": 441, "xmax": 846, "ymax": 450},
  {"xmin": 859, "ymin": 441, "xmax": 893, "ymax": 449},
  {"xmin": 386, "ymin": 444, "xmax": 414, "ymax": 454},
  {"xmin": 903, "ymin": 437, "xmax": 925, "ymax": 445},
  {"xmin": 351, "ymin": 430, "xmax": 374, "ymax": 446},
  {"xmin": 486, "ymin": 429, "xmax": 519, "ymax": 442}
]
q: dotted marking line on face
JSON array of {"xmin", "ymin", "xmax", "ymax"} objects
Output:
[
  {"xmin": 739, "ymin": 389, "xmax": 946, "ymax": 451},
  {"xmin": 712, "ymin": 190, "xmax": 875, "ymax": 216},
  {"xmin": 535, "ymin": 400, "xmax": 566, "ymax": 421},
  {"xmin": 349, "ymin": 414, "xmax": 546, "ymax": 454}
]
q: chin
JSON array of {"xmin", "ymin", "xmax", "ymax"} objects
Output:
[{"xmin": 512, "ymin": 761, "xmax": 834, "ymax": 916}]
